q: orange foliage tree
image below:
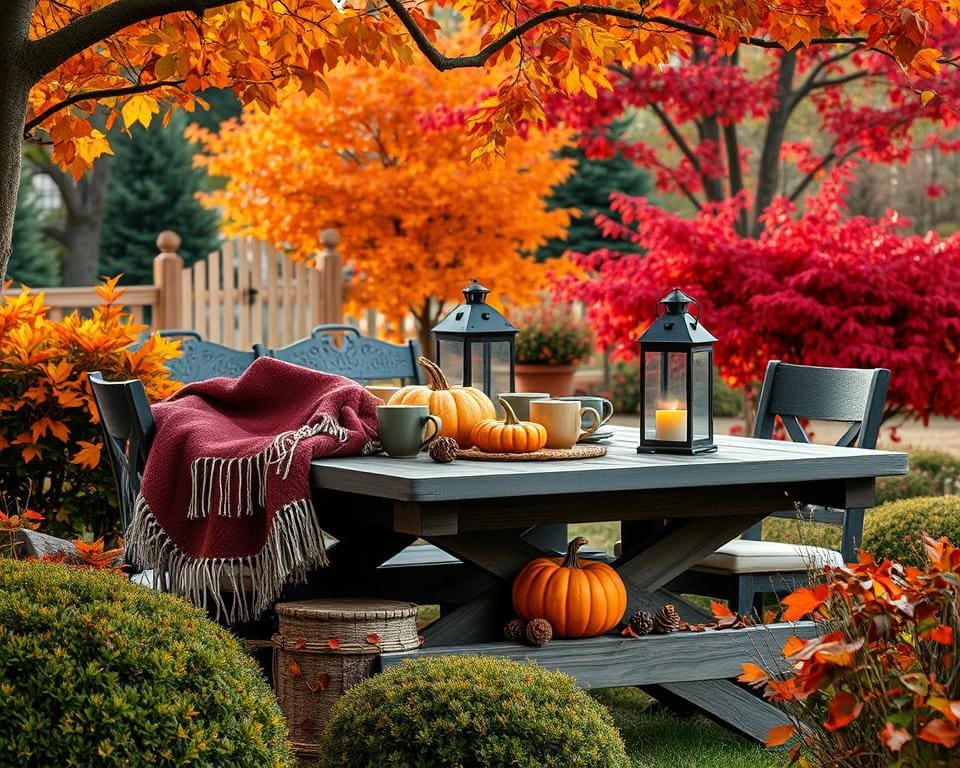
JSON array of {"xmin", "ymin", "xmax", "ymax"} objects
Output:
[
  {"xmin": 2, "ymin": 1, "xmax": 954, "ymax": 282},
  {"xmin": 0, "ymin": 277, "xmax": 180, "ymax": 541},
  {"xmin": 191, "ymin": 58, "xmax": 576, "ymax": 349}
]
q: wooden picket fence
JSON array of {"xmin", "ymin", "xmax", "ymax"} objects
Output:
[{"xmin": 7, "ymin": 231, "xmax": 344, "ymax": 348}]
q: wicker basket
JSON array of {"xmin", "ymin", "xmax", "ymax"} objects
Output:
[{"xmin": 272, "ymin": 598, "xmax": 420, "ymax": 759}]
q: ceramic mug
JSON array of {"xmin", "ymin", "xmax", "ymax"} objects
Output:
[
  {"xmin": 377, "ymin": 405, "xmax": 442, "ymax": 458},
  {"xmin": 497, "ymin": 392, "xmax": 551, "ymax": 421},
  {"xmin": 557, "ymin": 395, "xmax": 614, "ymax": 428},
  {"xmin": 529, "ymin": 399, "xmax": 600, "ymax": 450},
  {"xmin": 366, "ymin": 385, "xmax": 401, "ymax": 402}
]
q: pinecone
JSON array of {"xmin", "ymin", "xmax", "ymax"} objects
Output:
[
  {"xmin": 628, "ymin": 609, "xmax": 655, "ymax": 636},
  {"xmin": 653, "ymin": 604, "xmax": 681, "ymax": 634},
  {"xmin": 429, "ymin": 436, "xmax": 459, "ymax": 463},
  {"xmin": 525, "ymin": 618, "xmax": 553, "ymax": 647},
  {"xmin": 503, "ymin": 618, "xmax": 527, "ymax": 643}
]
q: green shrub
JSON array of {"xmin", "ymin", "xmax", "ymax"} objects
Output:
[
  {"xmin": 0, "ymin": 560, "xmax": 294, "ymax": 768},
  {"xmin": 875, "ymin": 449, "xmax": 960, "ymax": 504},
  {"xmin": 862, "ymin": 496, "xmax": 960, "ymax": 567},
  {"xmin": 320, "ymin": 655, "xmax": 630, "ymax": 768}
]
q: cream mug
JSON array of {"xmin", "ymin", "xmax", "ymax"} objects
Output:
[{"xmin": 529, "ymin": 399, "xmax": 601, "ymax": 450}]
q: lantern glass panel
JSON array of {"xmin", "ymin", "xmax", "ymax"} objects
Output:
[
  {"xmin": 692, "ymin": 349, "xmax": 711, "ymax": 441},
  {"xmin": 470, "ymin": 340, "xmax": 512, "ymax": 405},
  {"xmin": 437, "ymin": 338, "xmax": 465, "ymax": 387},
  {"xmin": 644, "ymin": 350, "xmax": 688, "ymax": 441}
]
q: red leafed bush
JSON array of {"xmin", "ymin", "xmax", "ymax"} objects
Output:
[
  {"xmin": 555, "ymin": 173, "xmax": 960, "ymax": 424},
  {"xmin": 741, "ymin": 534, "xmax": 960, "ymax": 767}
]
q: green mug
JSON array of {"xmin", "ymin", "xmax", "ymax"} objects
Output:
[{"xmin": 377, "ymin": 405, "xmax": 442, "ymax": 458}]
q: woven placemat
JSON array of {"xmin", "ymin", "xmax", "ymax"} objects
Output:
[{"xmin": 458, "ymin": 445, "xmax": 607, "ymax": 461}]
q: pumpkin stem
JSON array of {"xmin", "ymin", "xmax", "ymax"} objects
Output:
[
  {"xmin": 498, "ymin": 397, "xmax": 520, "ymax": 425},
  {"xmin": 561, "ymin": 537, "xmax": 588, "ymax": 569},
  {"xmin": 417, "ymin": 356, "xmax": 451, "ymax": 391}
]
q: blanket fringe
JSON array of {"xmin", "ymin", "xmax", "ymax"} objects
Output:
[
  {"xmin": 186, "ymin": 415, "xmax": 347, "ymax": 520},
  {"xmin": 127, "ymin": 494, "xmax": 329, "ymax": 624}
]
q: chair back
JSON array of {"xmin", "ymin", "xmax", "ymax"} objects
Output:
[
  {"xmin": 145, "ymin": 330, "xmax": 261, "ymax": 383},
  {"xmin": 744, "ymin": 360, "xmax": 890, "ymax": 551},
  {"xmin": 753, "ymin": 360, "xmax": 890, "ymax": 449},
  {"xmin": 265, "ymin": 324, "xmax": 424, "ymax": 384},
  {"xmin": 88, "ymin": 372, "xmax": 155, "ymax": 533}
]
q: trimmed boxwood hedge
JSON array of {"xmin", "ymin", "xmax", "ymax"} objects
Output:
[
  {"xmin": 0, "ymin": 559, "xmax": 294, "ymax": 768},
  {"xmin": 320, "ymin": 655, "xmax": 630, "ymax": 768},
  {"xmin": 875, "ymin": 449, "xmax": 960, "ymax": 505},
  {"xmin": 862, "ymin": 496, "xmax": 960, "ymax": 567}
]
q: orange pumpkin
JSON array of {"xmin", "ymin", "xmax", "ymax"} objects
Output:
[
  {"xmin": 470, "ymin": 397, "xmax": 548, "ymax": 453},
  {"xmin": 388, "ymin": 357, "xmax": 496, "ymax": 447},
  {"xmin": 512, "ymin": 537, "xmax": 627, "ymax": 638}
]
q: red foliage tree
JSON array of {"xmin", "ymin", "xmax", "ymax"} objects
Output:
[
  {"xmin": 552, "ymin": 27, "xmax": 960, "ymax": 238},
  {"xmin": 556, "ymin": 172, "xmax": 960, "ymax": 424}
]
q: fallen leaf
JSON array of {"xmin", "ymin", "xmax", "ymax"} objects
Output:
[
  {"xmin": 880, "ymin": 721, "xmax": 911, "ymax": 752},
  {"xmin": 294, "ymin": 638, "xmax": 306, "ymax": 650},
  {"xmin": 918, "ymin": 718, "xmax": 960, "ymax": 748},
  {"xmin": 327, "ymin": 638, "xmax": 340, "ymax": 650},
  {"xmin": 288, "ymin": 660, "xmax": 302, "ymax": 677},
  {"xmin": 311, "ymin": 673, "xmax": 332, "ymax": 692},
  {"xmin": 366, "ymin": 633, "xmax": 381, "ymax": 645},
  {"xmin": 824, "ymin": 692, "xmax": 863, "ymax": 731},
  {"xmin": 766, "ymin": 723, "xmax": 795, "ymax": 747}
]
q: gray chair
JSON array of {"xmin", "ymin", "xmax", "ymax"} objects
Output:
[
  {"xmin": 258, "ymin": 324, "xmax": 424, "ymax": 384},
  {"xmin": 666, "ymin": 359, "xmax": 890, "ymax": 614},
  {"xmin": 140, "ymin": 330, "xmax": 262, "ymax": 383},
  {"xmin": 88, "ymin": 372, "xmax": 155, "ymax": 567}
]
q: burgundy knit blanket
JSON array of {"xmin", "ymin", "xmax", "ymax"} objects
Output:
[{"xmin": 127, "ymin": 357, "xmax": 380, "ymax": 622}]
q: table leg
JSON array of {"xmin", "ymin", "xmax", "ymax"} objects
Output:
[{"xmin": 614, "ymin": 511, "xmax": 794, "ymax": 742}]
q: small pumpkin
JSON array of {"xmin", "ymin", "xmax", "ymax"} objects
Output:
[
  {"xmin": 388, "ymin": 357, "xmax": 496, "ymax": 447},
  {"xmin": 470, "ymin": 397, "xmax": 548, "ymax": 453},
  {"xmin": 512, "ymin": 537, "xmax": 627, "ymax": 638}
]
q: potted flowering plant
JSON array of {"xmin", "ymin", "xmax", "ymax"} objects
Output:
[{"xmin": 514, "ymin": 305, "xmax": 594, "ymax": 396}]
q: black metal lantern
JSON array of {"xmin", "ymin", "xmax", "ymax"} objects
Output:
[
  {"xmin": 432, "ymin": 279, "xmax": 518, "ymax": 400},
  {"xmin": 637, "ymin": 288, "xmax": 717, "ymax": 455}
]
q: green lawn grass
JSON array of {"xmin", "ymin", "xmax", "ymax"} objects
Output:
[{"xmin": 593, "ymin": 688, "xmax": 781, "ymax": 768}]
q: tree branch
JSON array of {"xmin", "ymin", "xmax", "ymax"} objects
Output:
[
  {"xmin": 787, "ymin": 145, "xmax": 858, "ymax": 202},
  {"xmin": 25, "ymin": 152, "xmax": 82, "ymax": 218},
  {"xmin": 24, "ymin": 79, "xmax": 186, "ymax": 135},
  {"xmin": 42, "ymin": 225, "xmax": 69, "ymax": 247},
  {"xmin": 647, "ymin": 100, "xmax": 702, "ymax": 173},
  {"xmin": 383, "ymin": 0, "xmax": 866, "ymax": 72},
  {"xmin": 790, "ymin": 69, "xmax": 868, "ymax": 113},
  {"xmin": 29, "ymin": 0, "xmax": 239, "ymax": 81}
]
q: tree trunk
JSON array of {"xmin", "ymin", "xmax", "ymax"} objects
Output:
[
  {"xmin": 60, "ymin": 214, "xmax": 104, "ymax": 286},
  {"xmin": 33, "ymin": 153, "xmax": 112, "ymax": 286},
  {"xmin": 751, "ymin": 52, "xmax": 796, "ymax": 236},
  {"xmin": 0, "ymin": 5, "xmax": 33, "ymax": 284}
]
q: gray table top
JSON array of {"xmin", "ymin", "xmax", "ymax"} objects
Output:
[{"xmin": 310, "ymin": 427, "xmax": 908, "ymax": 503}]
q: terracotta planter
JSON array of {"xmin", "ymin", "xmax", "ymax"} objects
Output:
[{"xmin": 514, "ymin": 364, "xmax": 578, "ymax": 397}]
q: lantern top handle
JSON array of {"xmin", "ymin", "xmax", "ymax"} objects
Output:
[
  {"xmin": 657, "ymin": 288, "xmax": 701, "ymax": 329},
  {"xmin": 463, "ymin": 278, "xmax": 491, "ymax": 305}
]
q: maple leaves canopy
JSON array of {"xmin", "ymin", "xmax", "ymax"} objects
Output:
[
  {"xmin": 22, "ymin": 0, "xmax": 959, "ymax": 179},
  {"xmin": 191, "ymin": 53, "xmax": 576, "ymax": 338}
]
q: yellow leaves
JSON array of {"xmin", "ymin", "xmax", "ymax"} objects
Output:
[
  {"xmin": 121, "ymin": 94, "xmax": 160, "ymax": 130},
  {"xmin": 911, "ymin": 48, "xmax": 942, "ymax": 79},
  {"xmin": 71, "ymin": 441, "xmax": 102, "ymax": 470},
  {"xmin": 921, "ymin": 89, "xmax": 937, "ymax": 106}
]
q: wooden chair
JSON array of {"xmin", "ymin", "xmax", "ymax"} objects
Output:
[
  {"xmin": 258, "ymin": 324, "xmax": 424, "ymax": 384},
  {"xmin": 140, "ymin": 330, "xmax": 262, "ymax": 383},
  {"xmin": 88, "ymin": 372, "xmax": 154, "ymax": 568},
  {"xmin": 666, "ymin": 360, "xmax": 890, "ymax": 614}
]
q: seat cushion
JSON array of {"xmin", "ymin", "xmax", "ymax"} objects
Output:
[{"xmin": 696, "ymin": 539, "xmax": 844, "ymax": 574}]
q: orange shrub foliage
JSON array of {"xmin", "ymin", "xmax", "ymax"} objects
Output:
[
  {"xmin": 0, "ymin": 278, "xmax": 180, "ymax": 541},
  {"xmin": 191, "ymin": 50, "xmax": 576, "ymax": 340},
  {"xmin": 742, "ymin": 535, "xmax": 960, "ymax": 767}
]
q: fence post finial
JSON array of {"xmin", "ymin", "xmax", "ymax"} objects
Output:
[
  {"xmin": 320, "ymin": 229, "xmax": 341, "ymax": 250},
  {"xmin": 157, "ymin": 230, "xmax": 182, "ymax": 254}
]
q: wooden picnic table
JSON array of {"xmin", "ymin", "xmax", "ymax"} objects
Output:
[{"xmin": 308, "ymin": 427, "xmax": 907, "ymax": 742}]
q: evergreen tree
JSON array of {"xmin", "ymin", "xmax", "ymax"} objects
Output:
[
  {"xmin": 7, "ymin": 173, "xmax": 59, "ymax": 287},
  {"xmin": 100, "ymin": 113, "xmax": 219, "ymax": 284},
  {"xmin": 538, "ymin": 125, "xmax": 652, "ymax": 261}
]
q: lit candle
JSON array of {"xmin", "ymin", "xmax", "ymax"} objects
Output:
[{"xmin": 655, "ymin": 409, "xmax": 687, "ymax": 441}]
